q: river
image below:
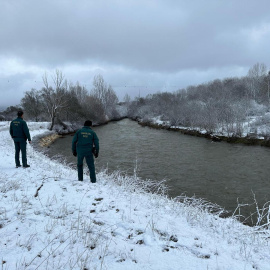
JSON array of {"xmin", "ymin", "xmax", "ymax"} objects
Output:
[{"xmin": 47, "ymin": 119, "xmax": 270, "ymax": 223}]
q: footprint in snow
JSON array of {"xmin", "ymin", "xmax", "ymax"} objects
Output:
[
  {"xmin": 169, "ymin": 235, "xmax": 178, "ymax": 242},
  {"xmin": 93, "ymin": 220, "xmax": 105, "ymax": 226},
  {"xmin": 136, "ymin": 240, "xmax": 144, "ymax": 245},
  {"xmin": 162, "ymin": 245, "xmax": 178, "ymax": 252},
  {"xmin": 136, "ymin": 230, "xmax": 144, "ymax": 235}
]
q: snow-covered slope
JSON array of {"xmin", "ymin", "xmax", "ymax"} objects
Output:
[{"xmin": 0, "ymin": 122, "xmax": 270, "ymax": 270}]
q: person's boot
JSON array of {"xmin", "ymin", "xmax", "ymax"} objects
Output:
[
  {"xmin": 23, "ymin": 164, "xmax": 30, "ymax": 168},
  {"xmin": 16, "ymin": 165, "xmax": 21, "ymax": 168}
]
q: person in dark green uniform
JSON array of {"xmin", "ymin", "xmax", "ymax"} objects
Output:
[
  {"xmin": 72, "ymin": 120, "xmax": 99, "ymax": 182},
  {"xmin": 9, "ymin": 110, "xmax": 31, "ymax": 168}
]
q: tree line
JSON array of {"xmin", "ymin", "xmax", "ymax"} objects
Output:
[
  {"xmin": 1, "ymin": 71, "xmax": 119, "ymax": 130},
  {"xmin": 127, "ymin": 63, "xmax": 270, "ymax": 137},
  {"xmin": 1, "ymin": 63, "xmax": 269, "ymax": 137}
]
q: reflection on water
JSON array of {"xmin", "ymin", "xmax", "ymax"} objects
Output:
[{"xmin": 48, "ymin": 119, "xmax": 270, "ymax": 222}]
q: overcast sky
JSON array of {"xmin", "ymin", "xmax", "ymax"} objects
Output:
[{"xmin": 1, "ymin": 0, "xmax": 270, "ymax": 107}]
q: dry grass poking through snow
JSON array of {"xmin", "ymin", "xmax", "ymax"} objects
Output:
[{"xmin": 0, "ymin": 122, "xmax": 270, "ymax": 270}]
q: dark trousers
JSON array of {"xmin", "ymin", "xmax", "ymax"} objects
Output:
[
  {"xmin": 77, "ymin": 152, "xmax": 96, "ymax": 182},
  {"xmin": 14, "ymin": 141, "xmax": 27, "ymax": 166}
]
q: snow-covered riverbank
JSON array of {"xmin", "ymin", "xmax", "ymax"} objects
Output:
[
  {"xmin": 1, "ymin": 122, "xmax": 270, "ymax": 270},
  {"xmin": 135, "ymin": 113, "xmax": 270, "ymax": 147}
]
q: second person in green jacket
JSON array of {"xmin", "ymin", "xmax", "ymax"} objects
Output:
[
  {"xmin": 9, "ymin": 110, "xmax": 31, "ymax": 168},
  {"xmin": 72, "ymin": 120, "xmax": 99, "ymax": 182}
]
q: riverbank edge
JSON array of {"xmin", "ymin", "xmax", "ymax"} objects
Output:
[
  {"xmin": 34, "ymin": 120, "xmax": 266, "ymax": 225},
  {"xmin": 57, "ymin": 116, "xmax": 128, "ymax": 135},
  {"xmin": 132, "ymin": 118, "xmax": 270, "ymax": 147},
  {"xmin": 35, "ymin": 123, "xmax": 234, "ymax": 222},
  {"xmin": 36, "ymin": 116, "xmax": 129, "ymax": 148},
  {"xmin": 38, "ymin": 115, "xmax": 270, "ymax": 150}
]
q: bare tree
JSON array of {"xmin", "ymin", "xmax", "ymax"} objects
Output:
[
  {"xmin": 247, "ymin": 63, "xmax": 267, "ymax": 100},
  {"xmin": 70, "ymin": 82, "xmax": 88, "ymax": 105},
  {"xmin": 41, "ymin": 70, "xmax": 69, "ymax": 130},
  {"xmin": 1, "ymin": 105, "xmax": 22, "ymax": 121},
  {"xmin": 267, "ymin": 71, "xmax": 270, "ymax": 103},
  {"xmin": 92, "ymin": 74, "xmax": 119, "ymax": 118},
  {"xmin": 92, "ymin": 75, "xmax": 107, "ymax": 101},
  {"xmin": 21, "ymin": 89, "xmax": 43, "ymax": 121},
  {"xmin": 123, "ymin": 93, "xmax": 131, "ymax": 104},
  {"xmin": 83, "ymin": 95, "xmax": 106, "ymax": 123}
]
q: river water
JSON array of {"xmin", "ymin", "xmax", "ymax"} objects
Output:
[{"xmin": 48, "ymin": 119, "xmax": 270, "ymax": 222}]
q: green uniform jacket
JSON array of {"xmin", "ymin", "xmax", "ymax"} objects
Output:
[
  {"xmin": 10, "ymin": 117, "xmax": 31, "ymax": 142},
  {"xmin": 72, "ymin": 126, "xmax": 99, "ymax": 154}
]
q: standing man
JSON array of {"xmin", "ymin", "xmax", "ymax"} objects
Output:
[
  {"xmin": 72, "ymin": 120, "xmax": 99, "ymax": 182},
  {"xmin": 9, "ymin": 110, "xmax": 31, "ymax": 168}
]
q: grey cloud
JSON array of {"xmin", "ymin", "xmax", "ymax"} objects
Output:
[
  {"xmin": 0, "ymin": 72, "xmax": 38, "ymax": 106},
  {"xmin": 1, "ymin": 0, "xmax": 270, "ymax": 71},
  {"xmin": 1, "ymin": 0, "xmax": 270, "ymax": 106}
]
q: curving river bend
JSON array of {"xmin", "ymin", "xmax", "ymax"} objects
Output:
[{"xmin": 48, "ymin": 119, "xmax": 270, "ymax": 222}]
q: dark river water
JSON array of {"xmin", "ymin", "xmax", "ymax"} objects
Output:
[{"xmin": 47, "ymin": 119, "xmax": 270, "ymax": 223}]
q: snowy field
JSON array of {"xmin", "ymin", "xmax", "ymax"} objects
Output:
[{"xmin": 1, "ymin": 122, "xmax": 270, "ymax": 270}]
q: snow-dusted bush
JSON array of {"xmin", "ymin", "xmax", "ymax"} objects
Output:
[{"xmin": 247, "ymin": 100, "xmax": 268, "ymax": 116}]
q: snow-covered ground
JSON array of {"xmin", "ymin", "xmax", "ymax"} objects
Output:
[
  {"xmin": 1, "ymin": 122, "xmax": 270, "ymax": 270},
  {"xmin": 152, "ymin": 113, "xmax": 270, "ymax": 140}
]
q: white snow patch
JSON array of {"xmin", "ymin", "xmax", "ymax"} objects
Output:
[{"xmin": 0, "ymin": 122, "xmax": 270, "ymax": 269}]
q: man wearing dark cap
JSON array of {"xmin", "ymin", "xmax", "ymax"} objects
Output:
[
  {"xmin": 9, "ymin": 110, "xmax": 31, "ymax": 168},
  {"xmin": 72, "ymin": 120, "xmax": 99, "ymax": 182}
]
